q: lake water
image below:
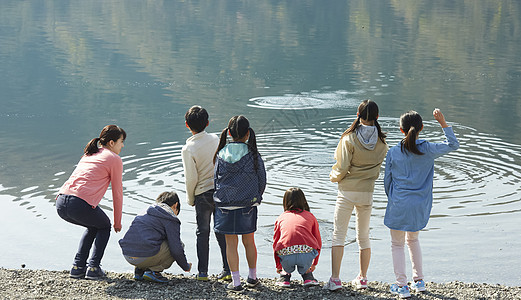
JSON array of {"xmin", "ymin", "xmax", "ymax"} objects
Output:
[{"xmin": 1, "ymin": 1, "xmax": 520, "ymax": 286}]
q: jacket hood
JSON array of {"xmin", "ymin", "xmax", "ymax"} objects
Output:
[
  {"xmin": 217, "ymin": 148, "xmax": 254, "ymax": 173},
  {"xmin": 356, "ymin": 125, "xmax": 378, "ymax": 150},
  {"xmin": 146, "ymin": 205, "xmax": 180, "ymax": 224},
  {"xmin": 218, "ymin": 142, "xmax": 249, "ymax": 164}
]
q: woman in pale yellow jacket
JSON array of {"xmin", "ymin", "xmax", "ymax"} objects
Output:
[{"xmin": 323, "ymin": 100, "xmax": 388, "ymax": 292}]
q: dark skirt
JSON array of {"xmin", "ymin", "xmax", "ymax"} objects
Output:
[{"xmin": 214, "ymin": 206, "xmax": 257, "ymax": 235}]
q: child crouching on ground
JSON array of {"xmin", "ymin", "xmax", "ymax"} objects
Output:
[
  {"xmin": 273, "ymin": 187, "xmax": 322, "ymax": 287},
  {"xmin": 119, "ymin": 191, "xmax": 192, "ymax": 283}
]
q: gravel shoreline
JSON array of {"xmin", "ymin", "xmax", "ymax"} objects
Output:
[{"xmin": 1, "ymin": 268, "xmax": 519, "ymax": 299}]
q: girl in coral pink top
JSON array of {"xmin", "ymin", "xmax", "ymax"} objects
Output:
[
  {"xmin": 56, "ymin": 125, "xmax": 126, "ymax": 280},
  {"xmin": 273, "ymin": 188, "xmax": 321, "ymax": 288}
]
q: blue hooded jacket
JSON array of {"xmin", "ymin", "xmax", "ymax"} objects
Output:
[
  {"xmin": 214, "ymin": 143, "xmax": 266, "ymax": 207},
  {"xmin": 118, "ymin": 204, "xmax": 190, "ymax": 271},
  {"xmin": 384, "ymin": 127, "xmax": 459, "ymax": 232}
]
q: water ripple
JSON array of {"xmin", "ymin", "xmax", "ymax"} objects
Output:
[{"xmin": 253, "ymin": 116, "xmax": 521, "ymax": 232}]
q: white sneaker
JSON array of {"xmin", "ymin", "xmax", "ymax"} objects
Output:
[
  {"xmin": 323, "ymin": 277, "xmax": 342, "ymax": 291},
  {"xmin": 351, "ymin": 275, "xmax": 368, "ymax": 289}
]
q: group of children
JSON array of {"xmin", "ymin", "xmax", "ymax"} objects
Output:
[
  {"xmin": 57, "ymin": 100, "xmax": 459, "ymax": 298},
  {"xmin": 322, "ymin": 100, "xmax": 459, "ymax": 299}
]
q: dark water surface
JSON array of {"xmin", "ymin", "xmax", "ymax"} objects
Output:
[{"xmin": 1, "ymin": 1, "xmax": 520, "ymax": 286}]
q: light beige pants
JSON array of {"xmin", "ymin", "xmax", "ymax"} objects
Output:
[
  {"xmin": 332, "ymin": 190, "xmax": 373, "ymax": 249},
  {"xmin": 124, "ymin": 241, "xmax": 175, "ymax": 272}
]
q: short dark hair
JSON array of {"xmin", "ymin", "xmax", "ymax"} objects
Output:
[
  {"xmin": 156, "ymin": 191, "xmax": 180, "ymax": 210},
  {"xmin": 282, "ymin": 187, "xmax": 310, "ymax": 212},
  {"xmin": 185, "ymin": 105, "xmax": 209, "ymax": 133}
]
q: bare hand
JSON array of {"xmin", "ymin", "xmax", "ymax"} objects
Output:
[
  {"xmin": 433, "ymin": 108, "xmax": 448, "ymax": 128},
  {"xmin": 114, "ymin": 225, "xmax": 122, "ymax": 233}
]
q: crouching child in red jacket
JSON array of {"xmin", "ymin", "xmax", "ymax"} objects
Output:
[{"xmin": 273, "ymin": 188, "xmax": 322, "ymax": 288}]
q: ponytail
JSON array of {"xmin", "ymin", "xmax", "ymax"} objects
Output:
[
  {"xmin": 246, "ymin": 128, "xmax": 259, "ymax": 171},
  {"xmin": 214, "ymin": 116, "xmax": 260, "ymax": 171},
  {"xmin": 340, "ymin": 116, "xmax": 361, "ymax": 139},
  {"xmin": 399, "ymin": 111, "xmax": 423, "ymax": 155},
  {"xmin": 374, "ymin": 120, "xmax": 387, "ymax": 144},
  {"xmin": 84, "ymin": 125, "xmax": 126, "ymax": 156},
  {"xmin": 84, "ymin": 138, "xmax": 101, "ymax": 155},
  {"xmin": 214, "ymin": 127, "xmax": 229, "ymax": 164},
  {"xmin": 340, "ymin": 99, "xmax": 386, "ymax": 144}
]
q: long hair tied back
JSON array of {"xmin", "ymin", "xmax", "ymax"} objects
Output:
[
  {"xmin": 84, "ymin": 125, "xmax": 127, "ymax": 156},
  {"xmin": 400, "ymin": 111, "xmax": 423, "ymax": 155},
  {"xmin": 341, "ymin": 99, "xmax": 386, "ymax": 143},
  {"xmin": 214, "ymin": 115, "xmax": 260, "ymax": 170}
]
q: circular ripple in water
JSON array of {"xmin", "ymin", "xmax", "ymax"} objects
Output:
[
  {"xmin": 48, "ymin": 114, "xmax": 520, "ymax": 244},
  {"xmin": 264, "ymin": 116, "xmax": 521, "ymax": 220},
  {"xmin": 248, "ymin": 91, "xmax": 362, "ymax": 110}
]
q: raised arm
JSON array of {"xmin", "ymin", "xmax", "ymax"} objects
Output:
[{"xmin": 433, "ymin": 108, "xmax": 448, "ymax": 128}]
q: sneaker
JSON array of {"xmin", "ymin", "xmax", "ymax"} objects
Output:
[
  {"xmin": 276, "ymin": 273, "xmax": 291, "ymax": 288},
  {"xmin": 323, "ymin": 277, "xmax": 342, "ymax": 291},
  {"xmin": 70, "ymin": 265, "xmax": 86, "ymax": 279},
  {"xmin": 226, "ymin": 282, "xmax": 244, "ymax": 292},
  {"xmin": 411, "ymin": 279, "xmax": 426, "ymax": 292},
  {"xmin": 216, "ymin": 270, "xmax": 232, "ymax": 281},
  {"xmin": 302, "ymin": 272, "xmax": 319, "ymax": 287},
  {"xmin": 196, "ymin": 272, "xmax": 209, "ymax": 281},
  {"xmin": 134, "ymin": 267, "xmax": 145, "ymax": 281},
  {"xmin": 351, "ymin": 275, "xmax": 368, "ymax": 290},
  {"xmin": 85, "ymin": 266, "xmax": 106, "ymax": 280},
  {"xmin": 246, "ymin": 277, "xmax": 260, "ymax": 287},
  {"xmin": 143, "ymin": 271, "xmax": 169, "ymax": 283},
  {"xmin": 390, "ymin": 284, "xmax": 411, "ymax": 298}
]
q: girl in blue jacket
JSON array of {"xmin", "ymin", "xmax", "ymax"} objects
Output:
[
  {"xmin": 384, "ymin": 109, "xmax": 459, "ymax": 298},
  {"xmin": 213, "ymin": 115, "xmax": 266, "ymax": 292}
]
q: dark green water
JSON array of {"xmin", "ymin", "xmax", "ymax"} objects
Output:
[{"xmin": 1, "ymin": 1, "xmax": 520, "ymax": 285}]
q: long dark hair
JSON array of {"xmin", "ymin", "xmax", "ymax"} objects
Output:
[
  {"xmin": 400, "ymin": 111, "xmax": 423, "ymax": 155},
  {"xmin": 213, "ymin": 115, "xmax": 260, "ymax": 171},
  {"xmin": 84, "ymin": 125, "xmax": 127, "ymax": 156},
  {"xmin": 283, "ymin": 187, "xmax": 310, "ymax": 212},
  {"xmin": 341, "ymin": 99, "xmax": 386, "ymax": 143}
]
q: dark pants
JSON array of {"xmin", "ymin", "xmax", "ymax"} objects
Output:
[
  {"xmin": 56, "ymin": 194, "xmax": 111, "ymax": 268},
  {"xmin": 195, "ymin": 190, "xmax": 229, "ymax": 273}
]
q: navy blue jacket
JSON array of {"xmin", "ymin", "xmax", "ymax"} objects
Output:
[
  {"xmin": 214, "ymin": 151, "xmax": 266, "ymax": 207},
  {"xmin": 118, "ymin": 205, "xmax": 190, "ymax": 271}
]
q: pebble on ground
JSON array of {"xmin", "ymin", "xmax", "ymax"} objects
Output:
[{"xmin": 0, "ymin": 268, "xmax": 519, "ymax": 300}]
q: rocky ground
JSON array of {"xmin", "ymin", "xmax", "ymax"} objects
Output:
[{"xmin": 0, "ymin": 268, "xmax": 519, "ymax": 299}]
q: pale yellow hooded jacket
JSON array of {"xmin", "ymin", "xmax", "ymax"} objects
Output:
[{"xmin": 330, "ymin": 129, "xmax": 388, "ymax": 192}]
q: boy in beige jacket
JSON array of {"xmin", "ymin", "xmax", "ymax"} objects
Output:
[{"xmin": 181, "ymin": 105, "xmax": 230, "ymax": 281}]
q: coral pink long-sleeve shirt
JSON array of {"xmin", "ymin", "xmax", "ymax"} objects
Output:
[
  {"xmin": 59, "ymin": 147, "xmax": 123, "ymax": 228},
  {"xmin": 273, "ymin": 210, "xmax": 322, "ymax": 270}
]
